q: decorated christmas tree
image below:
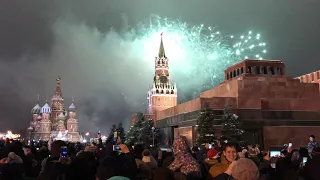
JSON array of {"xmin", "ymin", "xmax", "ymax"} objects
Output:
[
  {"xmin": 117, "ymin": 122, "xmax": 126, "ymax": 143},
  {"xmin": 220, "ymin": 105, "xmax": 245, "ymax": 145},
  {"xmin": 139, "ymin": 118, "xmax": 160, "ymax": 146},
  {"xmin": 196, "ymin": 101, "xmax": 216, "ymax": 145},
  {"xmin": 125, "ymin": 112, "xmax": 144, "ymax": 146}
]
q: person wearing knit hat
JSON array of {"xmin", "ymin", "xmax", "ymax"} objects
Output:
[
  {"xmin": 207, "ymin": 149, "xmax": 219, "ymax": 159},
  {"xmin": 204, "ymin": 149, "xmax": 219, "ymax": 167},
  {"xmin": 231, "ymin": 158, "xmax": 259, "ymax": 180},
  {"xmin": 205, "ymin": 149, "xmax": 219, "ymax": 167}
]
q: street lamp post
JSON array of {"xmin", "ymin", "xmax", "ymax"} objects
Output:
[{"xmin": 151, "ymin": 127, "xmax": 155, "ymax": 147}]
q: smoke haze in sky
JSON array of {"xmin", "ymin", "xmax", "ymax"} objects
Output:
[{"xmin": 0, "ymin": 0, "xmax": 319, "ymax": 133}]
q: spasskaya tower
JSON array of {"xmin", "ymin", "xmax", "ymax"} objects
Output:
[{"xmin": 147, "ymin": 33, "xmax": 178, "ymax": 115}]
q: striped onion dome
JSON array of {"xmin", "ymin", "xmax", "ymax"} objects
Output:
[
  {"xmin": 31, "ymin": 103, "xmax": 41, "ymax": 114},
  {"xmin": 41, "ymin": 103, "xmax": 51, "ymax": 114}
]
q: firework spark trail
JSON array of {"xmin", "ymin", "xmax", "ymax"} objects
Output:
[{"xmin": 121, "ymin": 15, "xmax": 267, "ymax": 100}]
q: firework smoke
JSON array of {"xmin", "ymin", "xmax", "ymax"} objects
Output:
[
  {"xmin": 122, "ymin": 15, "xmax": 267, "ymax": 99},
  {"xmin": 0, "ymin": 15, "xmax": 267, "ymax": 131}
]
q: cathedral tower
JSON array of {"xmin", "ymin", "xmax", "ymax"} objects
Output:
[
  {"xmin": 67, "ymin": 100, "xmax": 80, "ymax": 142},
  {"xmin": 50, "ymin": 76, "xmax": 65, "ymax": 130},
  {"xmin": 40, "ymin": 103, "xmax": 52, "ymax": 141},
  {"xmin": 147, "ymin": 34, "xmax": 177, "ymax": 115}
]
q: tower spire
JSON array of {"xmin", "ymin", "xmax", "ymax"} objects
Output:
[
  {"xmin": 54, "ymin": 76, "xmax": 62, "ymax": 97},
  {"xmin": 37, "ymin": 94, "xmax": 40, "ymax": 103},
  {"xmin": 158, "ymin": 32, "xmax": 166, "ymax": 58}
]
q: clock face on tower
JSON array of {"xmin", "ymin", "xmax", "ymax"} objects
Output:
[{"xmin": 160, "ymin": 76, "xmax": 168, "ymax": 83}]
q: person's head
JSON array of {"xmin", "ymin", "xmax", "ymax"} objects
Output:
[
  {"xmin": 23, "ymin": 146, "xmax": 32, "ymax": 155},
  {"xmin": 50, "ymin": 140, "xmax": 66, "ymax": 157},
  {"xmin": 96, "ymin": 156, "xmax": 117, "ymax": 180},
  {"xmin": 232, "ymin": 158, "xmax": 259, "ymax": 180},
  {"xmin": 142, "ymin": 149, "xmax": 151, "ymax": 157},
  {"xmin": 310, "ymin": 135, "xmax": 315, "ymax": 141},
  {"xmin": 191, "ymin": 146, "xmax": 199, "ymax": 153},
  {"xmin": 153, "ymin": 167, "xmax": 175, "ymax": 180},
  {"xmin": 238, "ymin": 152, "xmax": 246, "ymax": 159},
  {"xmin": 223, "ymin": 142, "xmax": 238, "ymax": 162},
  {"xmin": 207, "ymin": 149, "xmax": 219, "ymax": 159}
]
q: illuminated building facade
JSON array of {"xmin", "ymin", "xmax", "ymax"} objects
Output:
[
  {"xmin": 134, "ymin": 57, "xmax": 320, "ymax": 149},
  {"xmin": 132, "ymin": 35, "xmax": 177, "ymax": 124},
  {"xmin": 28, "ymin": 77, "xmax": 81, "ymax": 142}
]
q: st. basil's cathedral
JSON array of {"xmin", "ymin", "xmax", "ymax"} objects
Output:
[{"xmin": 27, "ymin": 77, "xmax": 81, "ymax": 142}]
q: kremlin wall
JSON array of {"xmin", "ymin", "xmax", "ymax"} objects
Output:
[{"xmin": 132, "ymin": 36, "xmax": 320, "ymax": 149}]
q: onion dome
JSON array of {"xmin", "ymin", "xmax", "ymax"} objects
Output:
[
  {"xmin": 68, "ymin": 102, "xmax": 76, "ymax": 110},
  {"xmin": 37, "ymin": 115, "xmax": 42, "ymax": 120},
  {"xmin": 31, "ymin": 103, "xmax": 41, "ymax": 115},
  {"xmin": 41, "ymin": 103, "xmax": 51, "ymax": 114},
  {"xmin": 57, "ymin": 112, "xmax": 65, "ymax": 120}
]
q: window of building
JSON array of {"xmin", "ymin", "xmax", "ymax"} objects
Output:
[
  {"xmin": 311, "ymin": 73, "xmax": 315, "ymax": 81},
  {"xmin": 263, "ymin": 66, "xmax": 267, "ymax": 74},
  {"xmin": 226, "ymin": 73, "xmax": 229, "ymax": 80},
  {"xmin": 275, "ymin": 67, "xmax": 280, "ymax": 75},
  {"xmin": 317, "ymin": 71, "xmax": 320, "ymax": 80},
  {"xmin": 270, "ymin": 67, "xmax": 275, "ymax": 75},
  {"xmin": 256, "ymin": 66, "xmax": 260, "ymax": 74},
  {"xmin": 248, "ymin": 66, "xmax": 252, "ymax": 74},
  {"xmin": 240, "ymin": 67, "xmax": 244, "ymax": 74},
  {"xmin": 230, "ymin": 71, "xmax": 233, "ymax": 78},
  {"xmin": 236, "ymin": 68, "xmax": 240, "ymax": 75},
  {"xmin": 233, "ymin": 70, "xmax": 236, "ymax": 77}
]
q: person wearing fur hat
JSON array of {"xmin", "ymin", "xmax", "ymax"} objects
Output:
[{"xmin": 215, "ymin": 158, "xmax": 259, "ymax": 180}]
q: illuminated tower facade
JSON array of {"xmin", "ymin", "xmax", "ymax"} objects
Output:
[
  {"xmin": 66, "ymin": 101, "xmax": 80, "ymax": 142},
  {"xmin": 147, "ymin": 34, "xmax": 177, "ymax": 115},
  {"xmin": 50, "ymin": 76, "xmax": 66, "ymax": 130},
  {"xmin": 39, "ymin": 103, "xmax": 52, "ymax": 141}
]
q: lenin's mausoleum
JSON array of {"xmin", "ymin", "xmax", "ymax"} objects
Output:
[{"xmin": 132, "ymin": 36, "xmax": 320, "ymax": 149}]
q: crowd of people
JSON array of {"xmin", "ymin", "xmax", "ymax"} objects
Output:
[{"xmin": 0, "ymin": 134, "xmax": 319, "ymax": 180}]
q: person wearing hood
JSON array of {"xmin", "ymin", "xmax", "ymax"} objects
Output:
[
  {"xmin": 208, "ymin": 142, "xmax": 238, "ymax": 178},
  {"xmin": 0, "ymin": 152, "xmax": 24, "ymax": 180},
  {"xmin": 168, "ymin": 136, "xmax": 201, "ymax": 177}
]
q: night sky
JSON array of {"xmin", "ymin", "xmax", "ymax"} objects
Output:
[{"xmin": 0, "ymin": 0, "xmax": 319, "ymax": 133}]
